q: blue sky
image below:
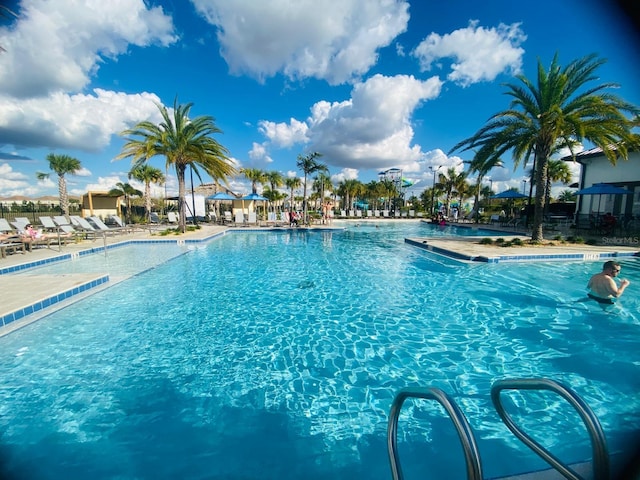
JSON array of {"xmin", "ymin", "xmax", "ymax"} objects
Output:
[{"xmin": 0, "ymin": 0, "xmax": 638, "ymax": 200}]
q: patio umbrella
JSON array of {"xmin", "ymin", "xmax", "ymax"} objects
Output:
[
  {"xmin": 241, "ymin": 193, "xmax": 268, "ymax": 220},
  {"xmin": 491, "ymin": 190, "xmax": 527, "ymax": 199},
  {"xmin": 206, "ymin": 192, "xmax": 237, "ymax": 220},
  {"xmin": 491, "ymin": 190, "xmax": 527, "ymax": 217},
  {"xmin": 574, "ymin": 183, "xmax": 630, "ymax": 213},
  {"xmin": 207, "ymin": 192, "xmax": 237, "ymax": 200}
]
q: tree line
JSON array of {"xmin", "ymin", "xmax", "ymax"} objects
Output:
[{"xmin": 31, "ymin": 53, "xmax": 639, "ymax": 239}]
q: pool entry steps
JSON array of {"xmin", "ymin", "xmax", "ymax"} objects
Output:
[{"xmin": 387, "ymin": 378, "xmax": 610, "ymax": 480}]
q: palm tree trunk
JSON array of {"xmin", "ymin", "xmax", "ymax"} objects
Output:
[
  {"xmin": 58, "ymin": 175, "xmax": 69, "ymax": 217},
  {"xmin": 531, "ymin": 153, "xmax": 549, "ymax": 242},
  {"xmin": 177, "ymin": 164, "xmax": 187, "ymax": 233},
  {"xmin": 145, "ymin": 182, "xmax": 152, "ymax": 222},
  {"xmin": 303, "ymin": 174, "xmax": 308, "ymax": 224}
]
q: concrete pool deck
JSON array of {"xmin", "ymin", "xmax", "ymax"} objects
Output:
[
  {"xmin": 406, "ymin": 235, "xmax": 640, "ymax": 263},
  {"xmin": 1, "ymin": 221, "xmax": 638, "ymax": 334}
]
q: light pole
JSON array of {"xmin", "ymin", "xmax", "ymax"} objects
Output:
[
  {"xmin": 429, "ymin": 165, "xmax": 441, "ymax": 215},
  {"xmin": 522, "ymin": 179, "xmax": 527, "ymax": 195}
]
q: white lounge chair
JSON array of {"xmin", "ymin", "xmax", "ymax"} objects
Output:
[
  {"xmin": 224, "ymin": 211, "xmax": 233, "ymax": 224},
  {"xmin": 88, "ymin": 216, "xmax": 125, "ymax": 235},
  {"xmin": 167, "ymin": 212, "xmax": 179, "ymax": 224},
  {"xmin": 69, "ymin": 215, "xmax": 102, "ymax": 239},
  {"xmin": 247, "ymin": 212, "xmax": 257, "ymax": 225},
  {"xmin": 234, "ymin": 212, "xmax": 245, "ymax": 225},
  {"xmin": 109, "ymin": 215, "xmax": 136, "ymax": 233},
  {"xmin": 39, "ymin": 216, "xmax": 76, "ymax": 245}
]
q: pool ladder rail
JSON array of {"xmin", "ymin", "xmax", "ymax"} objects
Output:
[{"xmin": 387, "ymin": 378, "xmax": 610, "ymax": 480}]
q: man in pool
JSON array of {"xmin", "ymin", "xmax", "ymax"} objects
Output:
[{"xmin": 586, "ymin": 261, "xmax": 630, "ymax": 305}]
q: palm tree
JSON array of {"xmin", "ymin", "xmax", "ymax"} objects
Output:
[
  {"xmin": 108, "ymin": 182, "xmax": 142, "ymax": 223},
  {"xmin": 437, "ymin": 167, "xmax": 464, "ymax": 216},
  {"xmin": 241, "ymin": 168, "xmax": 266, "ymax": 194},
  {"xmin": 284, "ymin": 177, "xmax": 301, "ymax": 212},
  {"xmin": 128, "ymin": 164, "xmax": 165, "ymax": 222},
  {"xmin": 451, "ymin": 53, "xmax": 640, "ymax": 241},
  {"xmin": 313, "ymin": 172, "xmax": 333, "ymax": 210},
  {"xmin": 558, "ymin": 189, "xmax": 577, "ymax": 202},
  {"xmin": 264, "ymin": 170, "xmax": 284, "ymax": 212},
  {"xmin": 36, "ymin": 153, "xmax": 82, "ymax": 217},
  {"xmin": 465, "ymin": 152, "xmax": 504, "ymax": 222},
  {"xmin": 544, "ymin": 159, "xmax": 572, "ymax": 214},
  {"xmin": 296, "ymin": 152, "xmax": 326, "ymax": 224},
  {"xmin": 117, "ymin": 99, "xmax": 236, "ymax": 233}
]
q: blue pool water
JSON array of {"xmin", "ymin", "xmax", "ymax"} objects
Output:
[{"xmin": 0, "ymin": 222, "xmax": 638, "ymax": 479}]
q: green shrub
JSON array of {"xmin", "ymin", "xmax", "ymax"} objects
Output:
[
  {"xmin": 586, "ymin": 238, "xmax": 598, "ymax": 245},
  {"xmin": 553, "ymin": 234, "xmax": 563, "ymax": 241},
  {"xmin": 511, "ymin": 238, "xmax": 523, "ymax": 246},
  {"xmin": 479, "ymin": 237, "xmax": 494, "ymax": 245},
  {"xmin": 495, "ymin": 238, "xmax": 505, "ymax": 244}
]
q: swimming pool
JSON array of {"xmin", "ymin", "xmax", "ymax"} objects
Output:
[{"xmin": 0, "ymin": 222, "xmax": 638, "ymax": 479}]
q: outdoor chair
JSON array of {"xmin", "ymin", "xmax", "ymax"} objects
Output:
[
  {"xmin": 234, "ymin": 212, "xmax": 245, "ymax": 226},
  {"xmin": 167, "ymin": 212, "xmax": 179, "ymax": 224},
  {"xmin": 0, "ymin": 237, "xmax": 26, "ymax": 257},
  {"xmin": 109, "ymin": 215, "xmax": 137, "ymax": 233},
  {"xmin": 88, "ymin": 216, "xmax": 125, "ymax": 235},
  {"xmin": 37, "ymin": 217, "xmax": 74, "ymax": 246},
  {"xmin": 68, "ymin": 215, "xmax": 102, "ymax": 240}
]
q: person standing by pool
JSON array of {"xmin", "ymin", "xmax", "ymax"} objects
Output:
[{"xmin": 587, "ymin": 261, "xmax": 629, "ymax": 304}]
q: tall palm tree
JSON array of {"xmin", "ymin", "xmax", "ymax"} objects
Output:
[
  {"xmin": 284, "ymin": 177, "xmax": 301, "ymax": 212},
  {"xmin": 313, "ymin": 172, "xmax": 333, "ymax": 210},
  {"xmin": 544, "ymin": 159, "xmax": 572, "ymax": 214},
  {"xmin": 117, "ymin": 99, "xmax": 236, "ymax": 233},
  {"xmin": 296, "ymin": 152, "xmax": 326, "ymax": 224},
  {"xmin": 437, "ymin": 167, "xmax": 465, "ymax": 216},
  {"xmin": 451, "ymin": 53, "xmax": 640, "ymax": 241},
  {"xmin": 465, "ymin": 152, "xmax": 504, "ymax": 222},
  {"xmin": 339, "ymin": 179, "xmax": 366, "ymax": 211},
  {"xmin": 108, "ymin": 182, "xmax": 142, "ymax": 223},
  {"xmin": 241, "ymin": 168, "xmax": 266, "ymax": 194},
  {"xmin": 265, "ymin": 170, "xmax": 284, "ymax": 212},
  {"xmin": 558, "ymin": 189, "xmax": 577, "ymax": 202},
  {"xmin": 128, "ymin": 164, "xmax": 165, "ymax": 222},
  {"xmin": 36, "ymin": 153, "xmax": 82, "ymax": 217}
]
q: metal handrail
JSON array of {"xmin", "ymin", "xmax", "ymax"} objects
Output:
[
  {"xmin": 387, "ymin": 387, "xmax": 483, "ymax": 480},
  {"xmin": 491, "ymin": 378, "xmax": 609, "ymax": 480}
]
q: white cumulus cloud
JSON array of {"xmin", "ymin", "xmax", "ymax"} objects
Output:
[
  {"xmin": 0, "ymin": 0, "xmax": 177, "ymax": 98},
  {"xmin": 302, "ymin": 74, "xmax": 442, "ymax": 170},
  {"xmin": 0, "ymin": 89, "xmax": 163, "ymax": 150},
  {"xmin": 192, "ymin": 0, "xmax": 409, "ymax": 84},
  {"xmin": 412, "ymin": 20, "xmax": 526, "ymax": 87}
]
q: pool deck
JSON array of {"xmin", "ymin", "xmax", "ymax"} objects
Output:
[
  {"xmin": 1, "ymin": 220, "xmax": 638, "ymax": 334},
  {"xmin": 407, "ymin": 235, "xmax": 639, "ymax": 263}
]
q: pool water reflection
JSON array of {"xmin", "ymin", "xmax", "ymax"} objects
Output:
[{"xmin": 0, "ymin": 223, "xmax": 638, "ymax": 479}]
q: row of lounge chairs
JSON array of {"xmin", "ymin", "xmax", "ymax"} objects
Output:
[
  {"xmin": 0, "ymin": 215, "xmax": 135, "ymax": 258},
  {"xmin": 338, "ymin": 210, "xmax": 423, "ymax": 218}
]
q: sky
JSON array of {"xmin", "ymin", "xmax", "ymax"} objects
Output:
[{"xmin": 0, "ymin": 0, "xmax": 638, "ymax": 201}]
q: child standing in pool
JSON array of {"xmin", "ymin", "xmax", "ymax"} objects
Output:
[{"xmin": 587, "ymin": 260, "xmax": 629, "ymax": 305}]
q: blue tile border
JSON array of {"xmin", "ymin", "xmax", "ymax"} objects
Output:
[
  {"xmin": 405, "ymin": 238, "xmax": 640, "ymax": 264},
  {"xmin": 1, "ymin": 274, "xmax": 109, "ymax": 328}
]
